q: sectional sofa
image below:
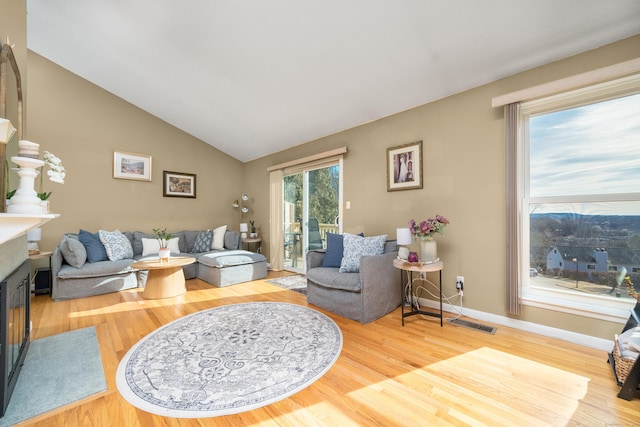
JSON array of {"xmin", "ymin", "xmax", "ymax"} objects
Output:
[{"xmin": 51, "ymin": 228, "xmax": 267, "ymax": 300}]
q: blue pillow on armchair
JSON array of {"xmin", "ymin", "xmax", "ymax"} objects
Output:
[
  {"xmin": 78, "ymin": 229, "xmax": 109, "ymax": 263},
  {"xmin": 321, "ymin": 232, "xmax": 364, "ymax": 268}
]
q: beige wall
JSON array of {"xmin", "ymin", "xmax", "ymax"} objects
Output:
[
  {"xmin": 247, "ymin": 35, "xmax": 640, "ymax": 340},
  {"xmin": 24, "ymin": 52, "xmax": 245, "ymax": 251}
]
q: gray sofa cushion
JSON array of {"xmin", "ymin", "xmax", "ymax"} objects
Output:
[
  {"xmin": 57, "ymin": 258, "xmax": 135, "ymax": 279},
  {"xmin": 182, "ymin": 230, "xmax": 200, "ymax": 252},
  {"xmin": 198, "ymin": 250, "xmax": 265, "ymax": 268},
  {"xmin": 59, "ymin": 235, "xmax": 87, "ymax": 268},
  {"xmin": 224, "ymin": 230, "xmax": 240, "ymax": 250},
  {"xmin": 307, "ymin": 267, "xmax": 361, "ymax": 292}
]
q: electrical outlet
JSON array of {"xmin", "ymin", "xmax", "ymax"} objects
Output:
[{"xmin": 456, "ymin": 276, "xmax": 464, "ymax": 290}]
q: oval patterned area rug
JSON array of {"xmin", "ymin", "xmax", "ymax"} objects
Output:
[{"xmin": 116, "ymin": 302, "xmax": 342, "ymax": 418}]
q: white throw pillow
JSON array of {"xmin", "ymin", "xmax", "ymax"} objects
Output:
[
  {"xmin": 142, "ymin": 237, "xmax": 180, "ymax": 257},
  {"xmin": 211, "ymin": 225, "xmax": 227, "ymax": 250}
]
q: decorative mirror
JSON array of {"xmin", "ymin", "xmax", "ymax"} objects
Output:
[{"xmin": 0, "ymin": 42, "xmax": 24, "ymax": 212}]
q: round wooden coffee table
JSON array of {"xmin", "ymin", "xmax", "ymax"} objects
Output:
[{"xmin": 131, "ymin": 256, "xmax": 196, "ymax": 299}]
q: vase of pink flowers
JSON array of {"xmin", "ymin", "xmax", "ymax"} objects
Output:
[{"xmin": 409, "ymin": 215, "xmax": 449, "ymax": 262}]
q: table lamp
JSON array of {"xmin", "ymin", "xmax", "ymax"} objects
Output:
[
  {"xmin": 239, "ymin": 223, "xmax": 248, "ymax": 239},
  {"xmin": 27, "ymin": 227, "xmax": 42, "ymax": 255},
  {"xmin": 396, "ymin": 228, "xmax": 412, "ymax": 260}
]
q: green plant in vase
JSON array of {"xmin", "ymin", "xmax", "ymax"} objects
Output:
[
  {"xmin": 153, "ymin": 228, "xmax": 173, "ymax": 261},
  {"xmin": 152, "ymin": 228, "xmax": 173, "ymax": 248}
]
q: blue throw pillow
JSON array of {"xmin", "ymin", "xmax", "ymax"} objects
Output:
[
  {"xmin": 78, "ymin": 229, "xmax": 109, "ymax": 263},
  {"xmin": 322, "ymin": 232, "xmax": 363, "ymax": 268},
  {"xmin": 322, "ymin": 233, "xmax": 344, "ymax": 267}
]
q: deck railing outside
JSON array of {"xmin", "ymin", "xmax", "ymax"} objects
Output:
[{"xmin": 284, "ymin": 222, "xmax": 339, "ymax": 271}]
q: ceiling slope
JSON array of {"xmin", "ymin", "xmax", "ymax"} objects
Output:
[{"xmin": 26, "ymin": 0, "xmax": 640, "ymax": 162}]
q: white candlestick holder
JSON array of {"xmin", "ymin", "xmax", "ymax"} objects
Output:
[{"xmin": 7, "ymin": 156, "xmax": 45, "ymax": 214}]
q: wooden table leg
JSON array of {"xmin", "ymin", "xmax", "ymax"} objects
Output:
[{"xmin": 142, "ymin": 266, "xmax": 186, "ymax": 299}]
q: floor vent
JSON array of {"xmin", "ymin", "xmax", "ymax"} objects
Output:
[{"xmin": 448, "ymin": 318, "xmax": 496, "ymax": 335}]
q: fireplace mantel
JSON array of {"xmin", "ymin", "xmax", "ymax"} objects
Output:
[{"xmin": 0, "ymin": 213, "xmax": 59, "ymax": 244}]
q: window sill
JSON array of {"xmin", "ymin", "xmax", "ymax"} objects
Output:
[{"xmin": 522, "ymin": 285, "xmax": 636, "ymax": 323}]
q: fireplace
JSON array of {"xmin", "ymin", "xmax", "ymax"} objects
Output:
[{"xmin": 0, "ymin": 260, "xmax": 31, "ymax": 416}]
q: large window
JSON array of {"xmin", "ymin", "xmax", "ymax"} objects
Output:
[{"xmin": 520, "ymin": 75, "xmax": 640, "ymax": 319}]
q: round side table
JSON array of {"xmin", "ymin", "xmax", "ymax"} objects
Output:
[
  {"xmin": 242, "ymin": 237, "xmax": 262, "ymax": 253},
  {"xmin": 392, "ymin": 258, "xmax": 444, "ymax": 326}
]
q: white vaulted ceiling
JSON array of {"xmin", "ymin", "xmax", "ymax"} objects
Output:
[{"xmin": 26, "ymin": 1, "xmax": 640, "ymax": 162}]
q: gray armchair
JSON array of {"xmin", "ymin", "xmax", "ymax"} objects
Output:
[{"xmin": 306, "ymin": 240, "xmax": 401, "ymax": 324}]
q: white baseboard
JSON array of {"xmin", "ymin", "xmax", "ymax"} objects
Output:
[{"xmin": 418, "ymin": 297, "xmax": 613, "ymax": 352}]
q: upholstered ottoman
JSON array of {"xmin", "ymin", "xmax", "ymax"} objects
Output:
[{"xmin": 197, "ymin": 250, "xmax": 267, "ymax": 287}]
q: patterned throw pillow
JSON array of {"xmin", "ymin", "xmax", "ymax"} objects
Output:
[
  {"xmin": 193, "ymin": 229, "xmax": 214, "ymax": 253},
  {"xmin": 339, "ymin": 233, "xmax": 387, "ymax": 273},
  {"xmin": 98, "ymin": 229, "xmax": 134, "ymax": 261}
]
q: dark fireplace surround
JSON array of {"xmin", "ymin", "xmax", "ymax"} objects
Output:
[{"xmin": 0, "ymin": 260, "xmax": 31, "ymax": 416}]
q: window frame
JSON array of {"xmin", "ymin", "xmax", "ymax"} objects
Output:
[{"xmin": 518, "ymin": 74, "xmax": 640, "ymax": 322}]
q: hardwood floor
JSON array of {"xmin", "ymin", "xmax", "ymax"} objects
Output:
[{"xmin": 24, "ymin": 271, "xmax": 639, "ymax": 426}]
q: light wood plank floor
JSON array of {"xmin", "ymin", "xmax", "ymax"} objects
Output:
[{"xmin": 23, "ymin": 271, "xmax": 639, "ymax": 426}]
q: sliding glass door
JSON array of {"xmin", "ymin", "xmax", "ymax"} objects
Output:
[{"xmin": 283, "ymin": 163, "xmax": 341, "ymax": 273}]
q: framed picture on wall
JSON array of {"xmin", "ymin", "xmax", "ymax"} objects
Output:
[
  {"xmin": 387, "ymin": 141, "xmax": 423, "ymax": 191},
  {"xmin": 163, "ymin": 171, "xmax": 196, "ymax": 198},
  {"xmin": 113, "ymin": 151, "xmax": 152, "ymax": 181}
]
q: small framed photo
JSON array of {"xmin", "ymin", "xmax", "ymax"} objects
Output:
[
  {"xmin": 113, "ymin": 151, "xmax": 152, "ymax": 181},
  {"xmin": 163, "ymin": 171, "xmax": 196, "ymax": 198},
  {"xmin": 387, "ymin": 141, "xmax": 423, "ymax": 191}
]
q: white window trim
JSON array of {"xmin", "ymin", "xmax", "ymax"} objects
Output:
[
  {"xmin": 523, "ymin": 286, "xmax": 635, "ymax": 323},
  {"xmin": 519, "ymin": 73, "xmax": 640, "ymax": 323},
  {"xmin": 492, "ymin": 57, "xmax": 640, "ymax": 107}
]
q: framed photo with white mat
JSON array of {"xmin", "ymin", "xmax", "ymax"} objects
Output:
[{"xmin": 387, "ymin": 141, "xmax": 423, "ymax": 191}]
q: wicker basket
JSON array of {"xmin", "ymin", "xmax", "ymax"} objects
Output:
[{"xmin": 613, "ymin": 334, "xmax": 638, "ymax": 383}]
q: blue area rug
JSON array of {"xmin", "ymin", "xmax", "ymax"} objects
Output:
[
  {"xmin": 117, "ymin": 302, "xmax": 342, "ymax": 418},
  {"xmin": 0, "ymin": 326, "xmax": 107, "ymax": 426}
]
